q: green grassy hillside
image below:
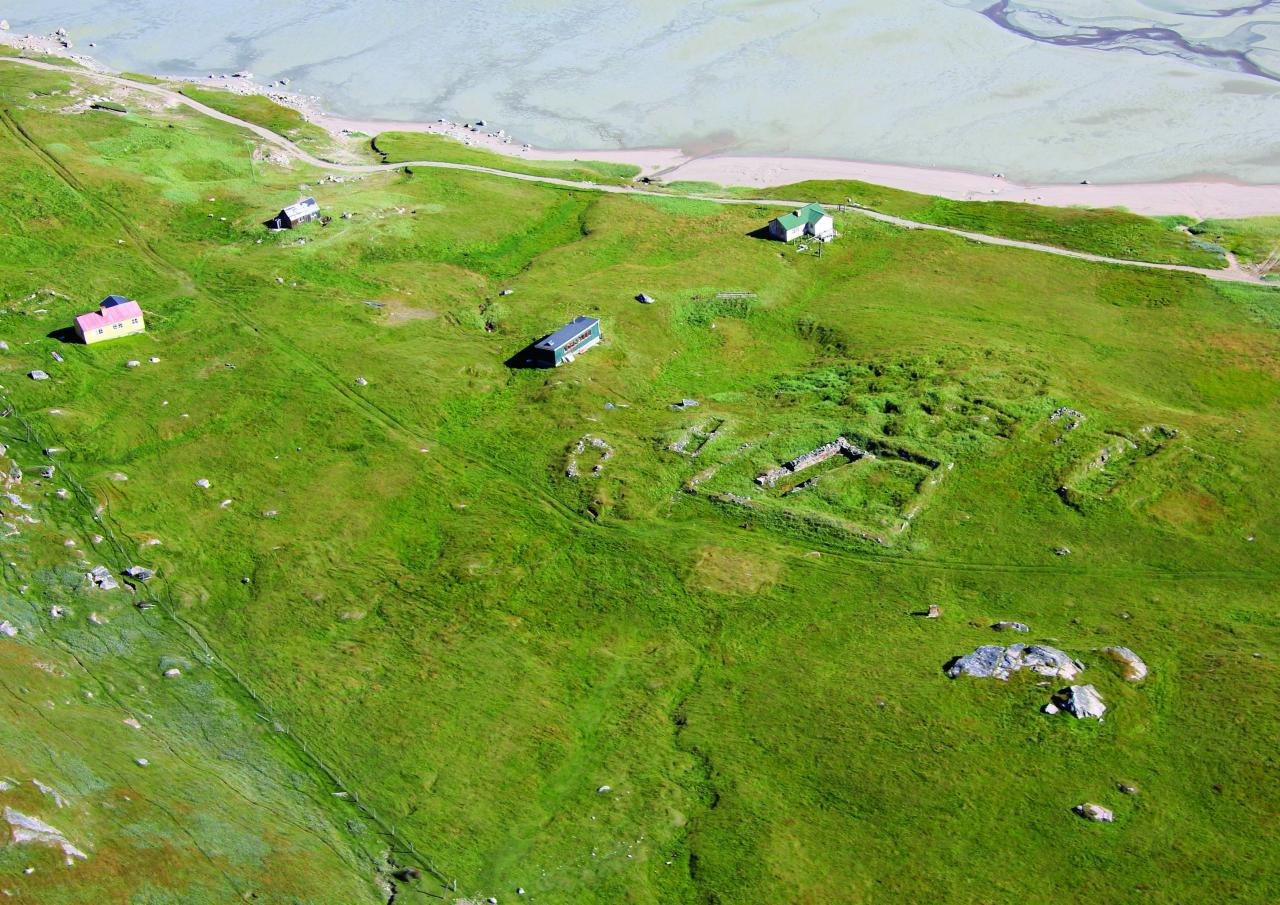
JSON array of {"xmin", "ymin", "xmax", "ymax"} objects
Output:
[{"xmin": 0, "ymin": 60, "xmax": 1277, "ymax": 904}]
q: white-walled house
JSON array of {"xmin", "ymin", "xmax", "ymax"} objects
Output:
[{"xmin": 768, "ymin": 203, "xmax": 835, "ymax": 242}]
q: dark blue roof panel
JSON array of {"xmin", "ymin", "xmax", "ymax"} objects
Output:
[{"xmin": 536, "ymin": 316, "xmax": 599, "ymax": 351}]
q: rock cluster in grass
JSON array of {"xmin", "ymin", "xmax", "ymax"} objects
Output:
[
  {"xmin": 86, "ymin": 565, "xmax": 118, "ymax": 591},
  {"xmin": 755, "ymin": 436, "xmax": 873, "ymax": 488},
  {"xmin": 947, "ymin": 643, "xmax": 1083, "ymax": 681},
  {"xmin": 566, "ymin": 435, "xmax": 613, "ymax": 477}
]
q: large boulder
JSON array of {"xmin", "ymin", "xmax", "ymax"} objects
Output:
[
  {"xmin": 948, "ymin": 645, "xmax": 1012, "ymax": 680},
  {"xmin": 1059, "ymin": 684, "xmax": 1106, "ymax": 720},
  {"xmin": 1101, "ymin": 646, "xmax": 1148, "ymax": 682},
  {"xmin": 1073, "ymin": 802, "xmax": 1114, "ymax": 822},
  {"xmin": 948, "ymin": 643, "xmax": 1083, "ymax": 681},
  {"xmin": 1022, "ymin": 645, "xmax": 1084, "ymax": 681}
]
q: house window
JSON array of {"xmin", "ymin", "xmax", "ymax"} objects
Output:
[
  {"xmin": 96, "ymin": 328, "xmax": 104, "ymax": 335},
  {"xmin": 131, "ymin": 318, "xmax": 139, "ymax": 324},
  {"xmin": 113, "ymin": 323, "xmax": 122, "ymax": 329}
]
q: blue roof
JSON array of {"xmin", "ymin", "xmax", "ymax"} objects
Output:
[
  {"xmin": 536, "ymin": 316, "xmax": 599, "ymax": 351},
  {"xmin": 100, "ymin": 295, "xmax": 130, "ymax": 308}
]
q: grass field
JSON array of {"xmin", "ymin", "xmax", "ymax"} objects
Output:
[
  {"xmin": 0, "ymin": 61, "xmax": 1277, "ymax": 904},
  {"xmin": 1191, "ymin": 216, "xmax": 1280, "ymax": 268},
  {"xmin": 178, "ymin": 85, "xmax": 336, "ymax": 155},
  {"xmin": 744, "ymin": 180, "xmax": 1229, "ymax": 268},
  {"xmin": 374, "ymin": 131, "xmax": 642, "ymax": 184}
]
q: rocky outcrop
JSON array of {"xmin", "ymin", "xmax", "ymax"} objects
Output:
[
  {"xmin": 1101, "ymin": 646, "xmax": 1148, "ymax": 682},
  {"xmin": 4, "ymin": 807, "xmax": 87, "ymax": 863},
  {"xmin": 947, "ymin": 643, "xmax": 1083, "ymax": 681},
  {"xmin": 1058, "ymin": 684, "xmax": 1106, "ymax": 720}
]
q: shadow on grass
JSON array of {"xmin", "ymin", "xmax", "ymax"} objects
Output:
[
  {"xmin": 504, "ymin": 342, "xmax": 550, "ymax": 369},
  {"xmin": 46, "ymin": 327, "xmax": 80, "ymax": 345},
  {"xmin": 746, "ymin": 226, "xmax": 779, "ymax": 242}
]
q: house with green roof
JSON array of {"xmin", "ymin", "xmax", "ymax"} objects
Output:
[{"xmin": 768, "ymin": 202, "xmax": 835, "ymax": 243}]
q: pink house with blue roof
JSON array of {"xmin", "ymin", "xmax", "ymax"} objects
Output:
[{"xmin": 75, "ymin": 295, "xmax": 145, "ymax": 345}]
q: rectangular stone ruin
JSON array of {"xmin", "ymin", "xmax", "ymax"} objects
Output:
[{"xmin": 755, "ymin": 436, "xmax": 873, "ymax": 488}]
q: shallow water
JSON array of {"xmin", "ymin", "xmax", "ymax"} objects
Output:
[{"xmin": 11, "ymin": 0, "xmax": 1280, "ymax": 182}]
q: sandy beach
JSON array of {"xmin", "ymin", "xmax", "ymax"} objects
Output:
[{"xmin": 3, "ymin": 27, "xmax": 1279, "ymax": 220}]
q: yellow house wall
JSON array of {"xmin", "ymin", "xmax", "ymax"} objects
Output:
[{"xmin": 80, "ymin": 314, "xmax": 146, "ymax": 345}]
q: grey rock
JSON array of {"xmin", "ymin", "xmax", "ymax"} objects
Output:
[
  {"xmin": 947, "ymin": 645, "xmax": 1008, "ymax": 680},
  {"xmin": 1101, "ymin": 646, "xmax": 1148, "ymax": 682},
  {"xmin": 636, "ymin": 293, "xmax": 655, "ymax": 303},
  {"xmin": 1118, "ymin": 783, "xmax": 1139, "ymax": 795},
  {"xmin": 1060, "ymin": 684, "xmax": 1106, "ymax": 720},
  {"xmin": 195, "ymin": 478, "xmax": 211, "ymax": 489},
  {"xmin": 29, "ymin": 370, "xmax": 49, "ymax": 381},
  {"xmin": 993, "ymin": 621, "xmax": 1030, "ymax": 633},
  {"xmin": 1042, "ymin": 702, "xmax": 1059, "ymax": 715},
  {"xmin": 948, "ymin": 643, "xmax": 1082, "ymax": 681},
  {"xmin": 1023, "ymin": 645, "xmax": 1083, "ymax": 680},
  {"xmin": 1073, "ymin": 802, "xmax": 1114, "ymax": 822},
  {"xmin": 123, "ymin": 565, "xmax": 154, "ymax": 582}
]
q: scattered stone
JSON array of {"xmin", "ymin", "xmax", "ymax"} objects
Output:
[
  {"xmin": 1118, "ymin": 783, "xmax": 1139, "ymax": 795},
  {"xmin": 0, "ymin": 621, "xmax": 17, "ymax": 637},
  {"xmin": 39, "ymin": 466, "xmax": 54, "ymax": 478},
  {"xmin": 28, "ymin": 370, "xmax": 48, "ymax": 381},
  {"xmin": 49, "ymin": 606, "xmax": 66, "ymax": 619},
  {"xmin": 148, "ymin": 357, "xmax": 160, "ymax": 363},
  {"xmin": 123, "ymin": 566, "xmax": 154, "ymax": 582},
  {"xmin": 1100, "ymin": 646, "xmax": 1148, "ymax": 682},
  {"xmin": 636, "ymin": 293, "xmax": 655, "ymax": 304},
  {"xmin": 1073, "ymin": 802, "xmax": 1114, "ymax": 822},
  {"xmin": 135, "ymin": 758, "xmax": 149, "ymax": 767},
  {"xmin": 596, "ymin": 785, "xmax": 611, "ymax": 794},
  {"xmin": 262, "ymin": 509, "xmax": 278, "ymax": 517},
  {"xmin": 499, "ymin": 289, "xmax": 514, "ymax": 296},
  {"xmin": 670, "ymin": 399, "xmax": 699, "ymax": 410},
  {"xmin": 194, "ymin": 478, "xmax": 211, "ymax": 489},
  {"xmin": 125, "ymin": 360, "xmax": 140, "ymax": 368},
  {"xmin": 163, "ymin": 668, "xmax": 181, "ymax": 678},
  {"xmin": 1055, "ymin": 547, "xmax": 1071, "ymax": 556},
  {"xmin": 1058, "ymin": 684, "xmax": 1107, "ymax": 720},
  {"xmin": 123, "ymin": 718, "xmax": 142, "ymax": 730},
  {"xmin": 355, "ymin": 376, "xmax": 368, "ymax": 386},
  {"xmin": 1042, "ymin": 702, "xmax": 1059, "ymax": 715},
  {"xmin": 50, "ymin": 351, "xmax": 63, "ymax": 363},
  {"xmin": 993, "ymin": 621, "xmax": 1030, "ymax": 633},
  {"xmin": 88, "ymin": 612, "xmax": 106, "ymax": 625},
  {"xmin": 220, "ymin": 498, "xmax": 233, "ymax": 509}
]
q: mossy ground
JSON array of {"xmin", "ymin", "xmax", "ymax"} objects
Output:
[{"xmin": 0, "ymin": 62, "xmax": 1277, "ymax": 904}]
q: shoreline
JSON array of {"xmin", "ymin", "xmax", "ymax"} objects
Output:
[{"xmin": 4, "ymin": 28, "xmax": 1280, "ymax": 220}]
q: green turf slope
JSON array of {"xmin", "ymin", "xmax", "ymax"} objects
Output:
[{"xmin": 0, "ymin": 61, "xmax": 1277, "ymax": 905}]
